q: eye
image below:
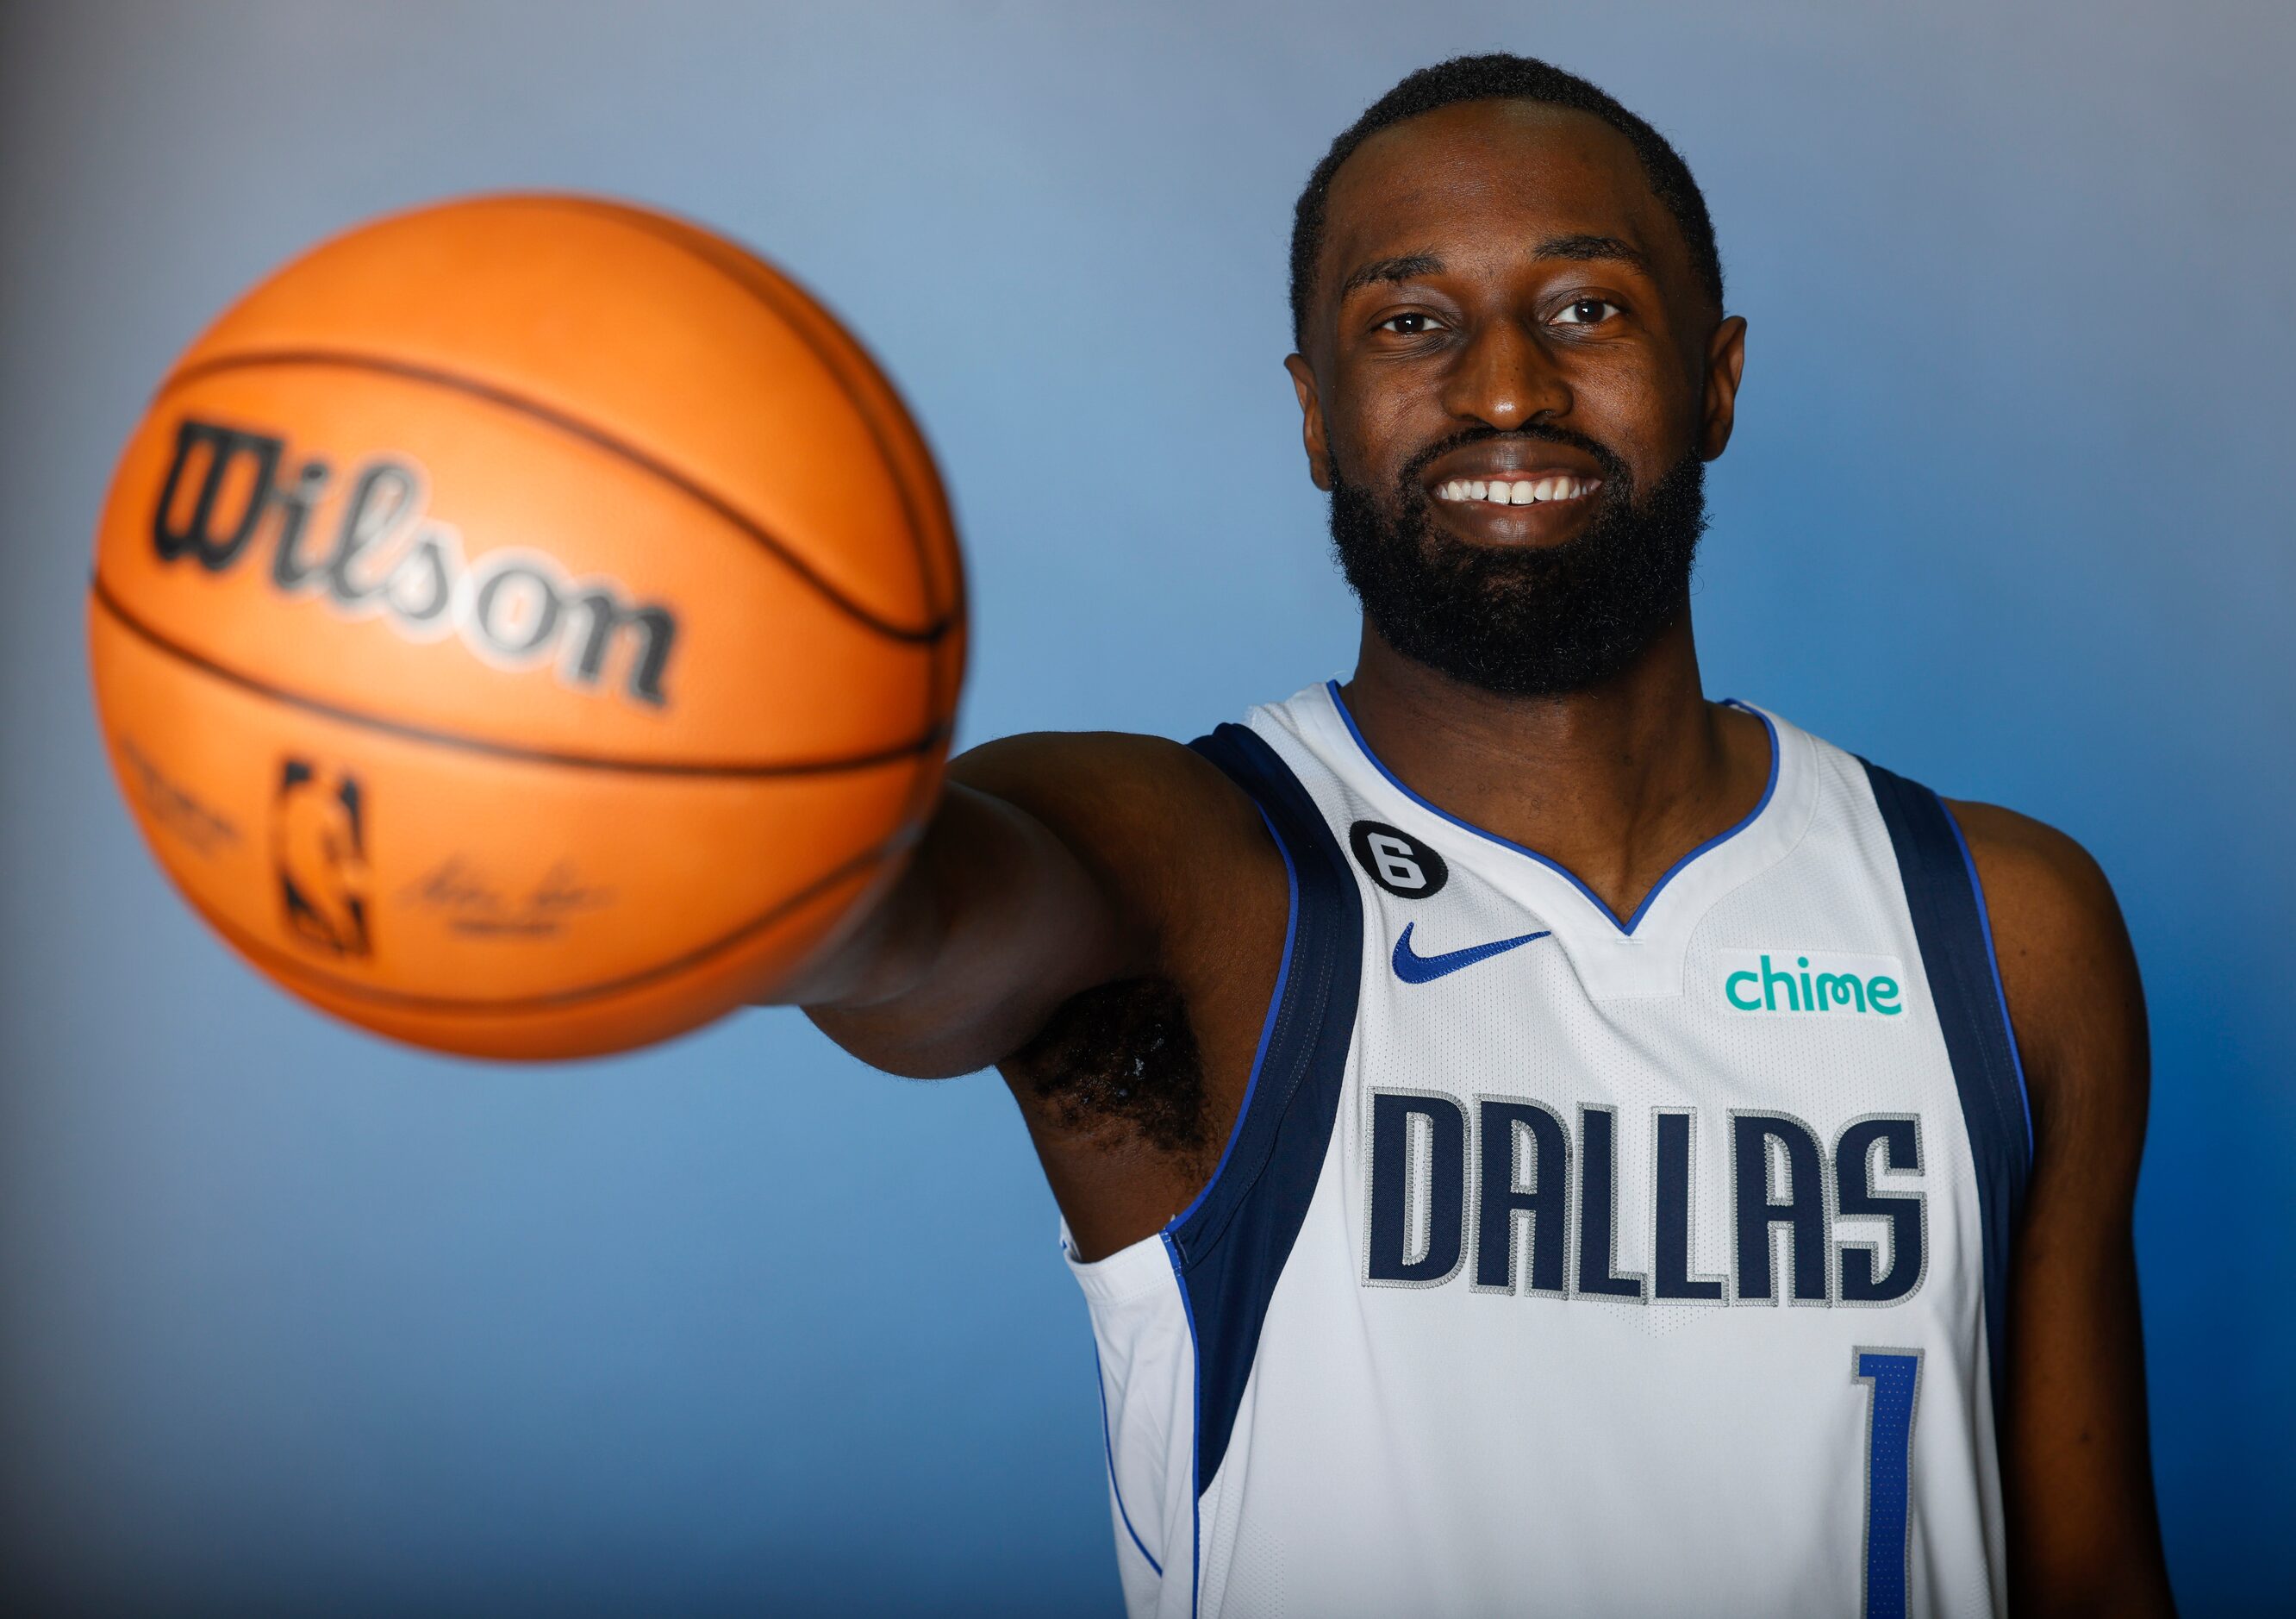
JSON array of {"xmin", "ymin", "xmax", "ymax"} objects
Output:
[
  {"xmin": 1376, "ymin": 311, "xmax": 1446, "ymax": 336},
  {"xmin": 1551, "ymin": 297, "xmax": 1622, "ymax": 327}
]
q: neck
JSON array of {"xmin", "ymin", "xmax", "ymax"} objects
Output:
[{"xmin": 1338, "ymin": 609, "xmax": 1771, "ymax": 924}]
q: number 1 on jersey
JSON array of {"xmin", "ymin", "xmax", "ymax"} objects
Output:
[{"xmin": 1854, "ymin": 1348, "xmax": 1924, "ymax": 1619}]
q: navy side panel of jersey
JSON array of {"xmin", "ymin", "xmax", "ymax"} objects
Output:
[
  {"xmin": 1862, "ymin": 759, "xmax": 2034, "ymax": 1424},
  {"xmin": 1176, "ymin": 722, "xmax": 1364, "ymax": 1496}
]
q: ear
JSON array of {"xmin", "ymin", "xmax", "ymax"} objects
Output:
[
  {"xmin": 1283, "ymin": 353, "xmax": 1334, "ymax": 491},
  {"xmin": 1698, "ymin": 316, "xmax": 1748, "ymax": 461}
]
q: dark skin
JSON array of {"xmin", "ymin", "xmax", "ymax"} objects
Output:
[{"xmin": 786, "ymin": 98, "xmax": 2174, "ymax": 1616}]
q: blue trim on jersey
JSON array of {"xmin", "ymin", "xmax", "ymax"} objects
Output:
[
  {"xmin": 1176, "ymin": 723, "xmax": 1366, "ymax": 1507},
  {"xmin": 1170, "ymin": 802, "xmax": 1301, "ymax": 1232},
  {"xmin": 1862, "ymin": 759, "xmax": 2033, "ymax": 1424},
  {"xmin": 1161, "ymin": 1229, "xmax": 1201, "ymax": 1618},
  {"xmin": 1324, "ymin": 680, "xmax": 1781, "ymax": 935},
  {"xmin": 1150, "ymin": 789, "xmax": 1301, "ymax": 1617},
  {"xmin": 1942, "ymin": 805, "xmax": 2037, "ymax": 1158},
  {"xmin": 1092, "ymin": 1344, "xmax": 1163, "ymax": 1578}
]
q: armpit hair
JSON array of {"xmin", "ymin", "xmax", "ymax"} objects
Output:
[{"xmin": 1008, "ymin": 976, "xmax": 1210, "ymax": 1154}]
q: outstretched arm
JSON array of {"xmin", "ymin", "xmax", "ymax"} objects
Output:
[
  {"xmin": 788, "ymin": 773, "xmax": 1135, "ymax": 1078},
  {"xmin": 1955, "ymin": 802, "xmax": 2176, "ymax": 1616},
  {"xmin": 778, "ymin": 731, "xmax": 1270, "ymax": 1079},
  {"xmin": 781, "ymin": 731, "xmax": 1287, "ymax": 1256}
]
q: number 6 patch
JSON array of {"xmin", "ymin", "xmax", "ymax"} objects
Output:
[{"xmin": 1348, "ymin": 820, "xmax": 1449, "ymax": 900}]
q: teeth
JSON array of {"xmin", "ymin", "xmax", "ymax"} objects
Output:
[{"xmin": 1433, "ymin": 475, "xmax": 1601, "ymax": 503}]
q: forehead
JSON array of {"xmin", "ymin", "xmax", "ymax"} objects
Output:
[{"xmin": 1320, "ymin": 99, "xmax": 1681, "ymax": 290}]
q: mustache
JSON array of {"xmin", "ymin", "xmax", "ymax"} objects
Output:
[{"xmin": 1393, "ymin": 422, "xmax": 1632, "ymax": 498}]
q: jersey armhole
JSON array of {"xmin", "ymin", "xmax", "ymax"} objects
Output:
[
  {"xmin": 1169, "ymin": 722, "xmax": 1363, "ymax": 1497},
  {"xmin": 1861, "ymin": 756, "xmax": 2033, "ymax": 1430}
]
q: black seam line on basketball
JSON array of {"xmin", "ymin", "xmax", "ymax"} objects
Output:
[
  {"xmin": 194, "ymin": 835, "xmax": 902, "ymax": 1016},
  {"xmin": 526, "ymin": 197, "xmax": 958, "ymax": 627},
  {"xmin": 151, "ymin": 347, "xmax": 957, "ymax": 647},
  {"xmin": 528, "ymin": 197, "xmax": 965, "ymax": 763},
  {"xmin": 545, "ymin": 194, "xmax": 970, "ymax": 626},
  {"xmin": 90, "ymin": 573, "xmax": 947, "ymax": 779}
]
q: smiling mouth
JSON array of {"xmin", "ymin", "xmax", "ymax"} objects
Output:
[{"xmin": 1432, "ymin": 475, "xmax": 1602, "ymax": 508}]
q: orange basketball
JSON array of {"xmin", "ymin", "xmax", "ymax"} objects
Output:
[{"xmin": 87, "ymin": 195, "xmax": 964, "ymax": 1060}]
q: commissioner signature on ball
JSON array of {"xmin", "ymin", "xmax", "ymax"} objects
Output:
[
  {"xmin": 118, "ymin": 736, "xmax": 241, "ymax": 857},
  {"xmin": 399, "ymin": 856, "xmax": 615, "ymax": 938}
]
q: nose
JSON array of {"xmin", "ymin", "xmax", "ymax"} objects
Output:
[{"xmin": 1440, "ymin": 318, "xmax": 1569, "ymax": 432}]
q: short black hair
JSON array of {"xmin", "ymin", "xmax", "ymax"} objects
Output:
[{"xmin": 1288, "ymin": 53, "xmax": 1724, "ymax": 347}]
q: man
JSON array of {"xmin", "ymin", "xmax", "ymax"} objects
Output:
[{"xmin": 783, "ymin": 53, "xmax": 2174, "ymax": 1618}]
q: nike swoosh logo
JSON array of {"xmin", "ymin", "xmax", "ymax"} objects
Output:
[{"xmin": 1390, "ymin": 922, "xmax": 1553, "ymax": 985}]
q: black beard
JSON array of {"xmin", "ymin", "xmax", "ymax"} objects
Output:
[{"xmin": 1329, "ymin": 427, "xmax": 1708, "ymax": 698}]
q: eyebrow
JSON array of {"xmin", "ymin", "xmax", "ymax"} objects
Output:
[
  {"xmin": 1338, "ymin": 253, "xmax": 1443, "ymax": 300},
  {"xmin": 1337, "ymin": 234, "xmax": 1655, "ymax": 303},
  {"xmin": 1533, "ymin": 233, "xmax": 1652, "ymax": 274}
]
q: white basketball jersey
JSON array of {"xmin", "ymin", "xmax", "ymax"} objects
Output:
[{"xmin": 1066, "ymin": 682, "xmax": 2032, "ymax": 1619}]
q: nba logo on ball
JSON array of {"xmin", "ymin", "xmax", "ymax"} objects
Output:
[
  {"xmin": 86, "ymin": 194, "xmax": 966, "ymax": 1060},
  {"xmin": 272, "ymin": 759, "xmax": 371, "ymax": 960}
]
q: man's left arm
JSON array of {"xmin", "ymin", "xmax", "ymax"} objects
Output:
[{"xmin": 1952, "ymin": 801, "xmax": 2176, "ymax": 1616}]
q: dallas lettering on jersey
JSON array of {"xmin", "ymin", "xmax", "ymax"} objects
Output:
[
  {"xmin": 150, "ymin": 417, "xmax": 678, "ymax": 707},
  {"xmin": 1363, "ymin": 1091, "xmax": 1925, "ymax": 1307}
]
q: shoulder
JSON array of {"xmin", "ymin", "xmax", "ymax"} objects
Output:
[
  {"xmin": 1944, "ymin": 801, "xmax": 2130, "ymax": 998},
  {"xmin": 1946, "ymin": 801, "xmax": 2123, "ymax": 959},
  {"xmin": 952, "ymin": 728, "xmax": 1251, "ymax": 821},
  {"xmin": 951, "ymin": 729, "xmax": 1284, "ymax": 944},
  {"xmin": 1944, "ymin": 800, "xmax": 2147, "ymax": 1146},
  {"xmin": 951, "ymin": 730, "xmax": 1269, "ymax": 866}
]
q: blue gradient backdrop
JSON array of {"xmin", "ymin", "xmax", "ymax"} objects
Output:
[{"xmin": 2, "ymin": 3, "xmax": 2289, "ymax": 1613}]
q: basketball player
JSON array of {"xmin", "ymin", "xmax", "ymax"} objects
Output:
[{"xmin": 780, "ymin": 55, "xmax": 2175, "ymax": 1617}]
